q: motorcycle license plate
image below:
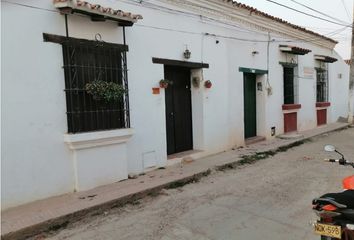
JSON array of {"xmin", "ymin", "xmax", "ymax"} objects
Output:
[{"xmin": 314, "ymin": 222, "xmax": 341, "ymax": 239}]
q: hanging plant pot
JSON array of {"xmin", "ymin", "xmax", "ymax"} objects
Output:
[
  {"xmin": 159, "ymin": 79, "xmax": 172, "ymax": 89},
  {"xmin": 204, "ymin": 80, "xmax": 212, "ymax": 89},
  {"xmin": 159, "ymin": 82, "xmax": 169, "ymax": 88},
  {"xmin": 85, "ymin": 80, "xmax": 126, "ymax": 102}
]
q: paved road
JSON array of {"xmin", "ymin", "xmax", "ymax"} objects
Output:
[{"xmin": 47, "ymin": 128, "xmax": 354, "ymax": 240}]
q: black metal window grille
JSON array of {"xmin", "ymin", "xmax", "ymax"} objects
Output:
[
  {"xmin": 283, "ymin": 67, "xmax": 296, "ymax": 104},
  {"xmin": 316, "ymin": 68, "xmax": 328, "ymax": 102},
  {"xmin": 62, "ymin": 38, "xmax": 130, "ymax": 133}
]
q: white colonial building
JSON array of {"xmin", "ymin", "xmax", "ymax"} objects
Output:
[{"xmin": 1, "ymin": 0, "xmax": 351, "ymax": 209}]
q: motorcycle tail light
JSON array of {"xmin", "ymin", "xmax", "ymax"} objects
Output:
[
  {"xmin": 322, "ymin": 217, "xmax": 333, "ymax": 223},
  {"xmin": 322, "ymin": 204, "xmax": 337, "ymax": 211}
]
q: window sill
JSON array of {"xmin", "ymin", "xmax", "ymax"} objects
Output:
[
  {"xmin": 282, "ymin": 104, "xmax": 301, "ymax": 111},
  {"xmin": 316, "ymin": 102, "xmax": 331, "ymax": 108},
  {"xmin": 64, "ymin": 128, "xmax": 134, "ymax": 150}
]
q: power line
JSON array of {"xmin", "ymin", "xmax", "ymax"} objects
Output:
[
  {"xmin": 287, "ymin": 0, "xmax": 349, "ymax": 25},
  {"xmin": 120, "ymin": 0, "xmax": 272, "ymax": 37},
  {"xmin": 131, "ymin": 0, "xmax": 349, "ymax": 44},
  {"xmin": 341, "ymin": 0, "xmax": 352, "ymax": 22},
  {"xmin": 264, "ymin": 0, "xmax": 352, "ymax": 28},
  {"xmin": 124, "ymin": 0, "xmax": 344, "ymax": 43},
  {"xmin": 3, "ymin": 0, "xmax": 344, "ymax": 45},
  {"xmin": 137, "ymin": 22, "xmax": 346, "ymax": 45},
  {"xmin": 2, "ymin": 0, "xmax": 58, "ymax": 13},
  {"xmin": 0, "ymin": 0, "xmax": 286, "ymax": 42}
]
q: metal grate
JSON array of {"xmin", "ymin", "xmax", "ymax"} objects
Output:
[
  {"xmin": 61, "ymin": 38, "xmax": 130, "ymax": 133},
  {"xmin": 283, "ymin": 67, "xmax": 298, "ymax": 104},
  {"xmin": 316, "ymin": 67, "xmax": 328, "ymax": 102}
]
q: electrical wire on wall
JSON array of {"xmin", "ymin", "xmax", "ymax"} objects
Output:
[
  {"xmin": 5, "ymin": 0, "xmax": 346, "ymax": 103},
  {"xmin": 118, "ymin": 0, "xmax": 349, "ymax": 45},
  {"xmin": 266, "ymin": 32, "xmax": 273, "ymax": 96},
  {"xmin": 4, "ymin": 0, "xmax": 350, "ymax": 74},
  {"xmin": 4, "ymin": 0, "xmax": 349, "ymax": 46},
  {"xmin": 201, "ymin": 30, "xmax": 205, "ymax": 64}
]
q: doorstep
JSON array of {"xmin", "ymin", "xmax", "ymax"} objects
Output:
[
  {"xmin": 245, "ymin": 136, "xmax": 266, "ymax": 145},
  {"xmin": 277, "ymin": 132, "xmax": 304, "ymax": 140},
  {"xmin": 166, "ymin": 150, "xmax": 206, "ymax": 167},
  {"xmin": 1, "ymin": 122, "xmax": 350, "ymax": 240}
]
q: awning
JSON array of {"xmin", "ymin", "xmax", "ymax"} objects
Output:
[
  {"xmin": 279, "ymin": 61, "xmax": 297, "ymax": 68},
  {"xmin": 152, "ymin": 57, "xmax": 209, "ymax": 69},
  {"xmin": 239, "ymin": 67, "xmax": 268, "ymax": 75},
  {"xmin": 279, "ymin": 45, "xmax": 311, "ymax": 55},
  {"xmin": 314, "ymin": 55, "xmax": 338, "ymax": 63},
  {"xmin": 53, "ymin": 0, "xmax": 143, "ymax": 26}
]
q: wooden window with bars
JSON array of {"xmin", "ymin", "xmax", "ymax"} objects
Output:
[
  {"xmin": 283, "ymin": 67, "xmax": 295, "ymax": 104},
  {"xmin": 61, "ymin": 37, "xmax": 130, "ymax": 133},
  {"xmin": 316, "ymin": 68, "xmax": 328, "ymax": 103}
]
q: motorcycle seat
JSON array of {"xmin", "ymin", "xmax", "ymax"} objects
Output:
[{"xmin": 314, "ymin": 190, "xmax": 354, "ymax": 209}]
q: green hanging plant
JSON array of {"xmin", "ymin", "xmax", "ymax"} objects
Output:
[{"xmin": 85, "ymin": 80, "xmax": 126, "ymax": 102}]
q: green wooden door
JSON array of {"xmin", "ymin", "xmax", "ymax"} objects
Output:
[{"xmin": 243, "ymin": 73, "xmax": 257, "ymax": 138}]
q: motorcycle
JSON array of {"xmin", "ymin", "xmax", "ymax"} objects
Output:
[{"xmin": 312, "ymin": 145, "xmax": 354, "ymax": 240}]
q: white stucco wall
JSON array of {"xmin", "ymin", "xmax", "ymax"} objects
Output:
[
  {"xmin": 1, "ymin": 0, "xmax": 350, "ymax": 209},
  {"xmin": 1, "ymin": 1, "xmax": 75, "ymax": 209},
  {"xmin": 328, "ymin": 52, "xmax": 350, "ymax": 122}
]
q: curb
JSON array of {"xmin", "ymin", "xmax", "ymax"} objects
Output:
[
  {"xmin": 2, "ymin": 170, "xmax": 212, "ymax": 240},
  {"xmin": 2, "ymin": 124, "xmax": 349, "ymax": 240}
]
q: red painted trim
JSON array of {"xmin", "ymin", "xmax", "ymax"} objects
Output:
[
  {"xmin": 316, "ymin": 102, "xmax": 331, "ymax": 108},
  {"xmin": 282, "ymin": 104, "xmax": 302, "ymax": 110},
  {"xmin": 317, "ymin": 109, "xmax": 327, "ymax": 126},
  {"xmin": 284, "ymin": 112, "xmax": 297, "ymax": 133}
]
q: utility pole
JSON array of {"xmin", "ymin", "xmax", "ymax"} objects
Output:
[{"xmin": 348, "ymin": 2, "xmax": 354, "ymax": 124}]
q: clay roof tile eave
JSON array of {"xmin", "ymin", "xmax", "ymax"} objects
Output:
[{"xmin": 222, "ymin": 0, "xmax": 338, "ymax": 44}]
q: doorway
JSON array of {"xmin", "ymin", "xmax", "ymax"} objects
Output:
[
  {"xmin": 243, "ymin": 73, "xmax": 257, "ymax": 139},
  {"xmin": 164, "ymin": 66, "xmax": 193, "ymax": 155}
]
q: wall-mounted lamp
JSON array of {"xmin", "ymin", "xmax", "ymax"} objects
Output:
[
  {"xmin": 267, "ymin": 86, "xmax": 273, "ymax": 96},
  {"xmin": 184, "ymin": 45, "xmax": 191, "ymax": 59},
  {"xmin": 192, "ymin": 77, "xmax": 200, "ymax": 88}
]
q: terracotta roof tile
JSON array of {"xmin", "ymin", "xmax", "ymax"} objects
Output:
[
  {"xmin": 53, "ymin": 0, "xmax": 143, "ymax": 22},
  {"xmin": 222, "ymin": 0, "xmax": 338, "ymax": 44},
  {"xmin": 314, "ymin": 54, "xmax": 338, "ymax": 63},
  {"xmin": 279, "ymin": 44, "xmax": 311, "ymax": 55}
]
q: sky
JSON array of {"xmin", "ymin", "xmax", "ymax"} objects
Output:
[{"xmin": 237, "ymin": 0, "xmax": 353, "ymax": 59}]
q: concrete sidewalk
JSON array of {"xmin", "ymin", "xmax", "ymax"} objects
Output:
[{"xmin": 1, "ymin": 122, "xmax": 350, "ymax": 240}]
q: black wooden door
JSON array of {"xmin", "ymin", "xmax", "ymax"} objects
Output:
[
  {"xmin": 164, "ymin": 66, "xmax": 193, "ymax": 155},
  {"xmin": 243, "ymin": 73, "xmax": 257, "ymax": 139}
]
